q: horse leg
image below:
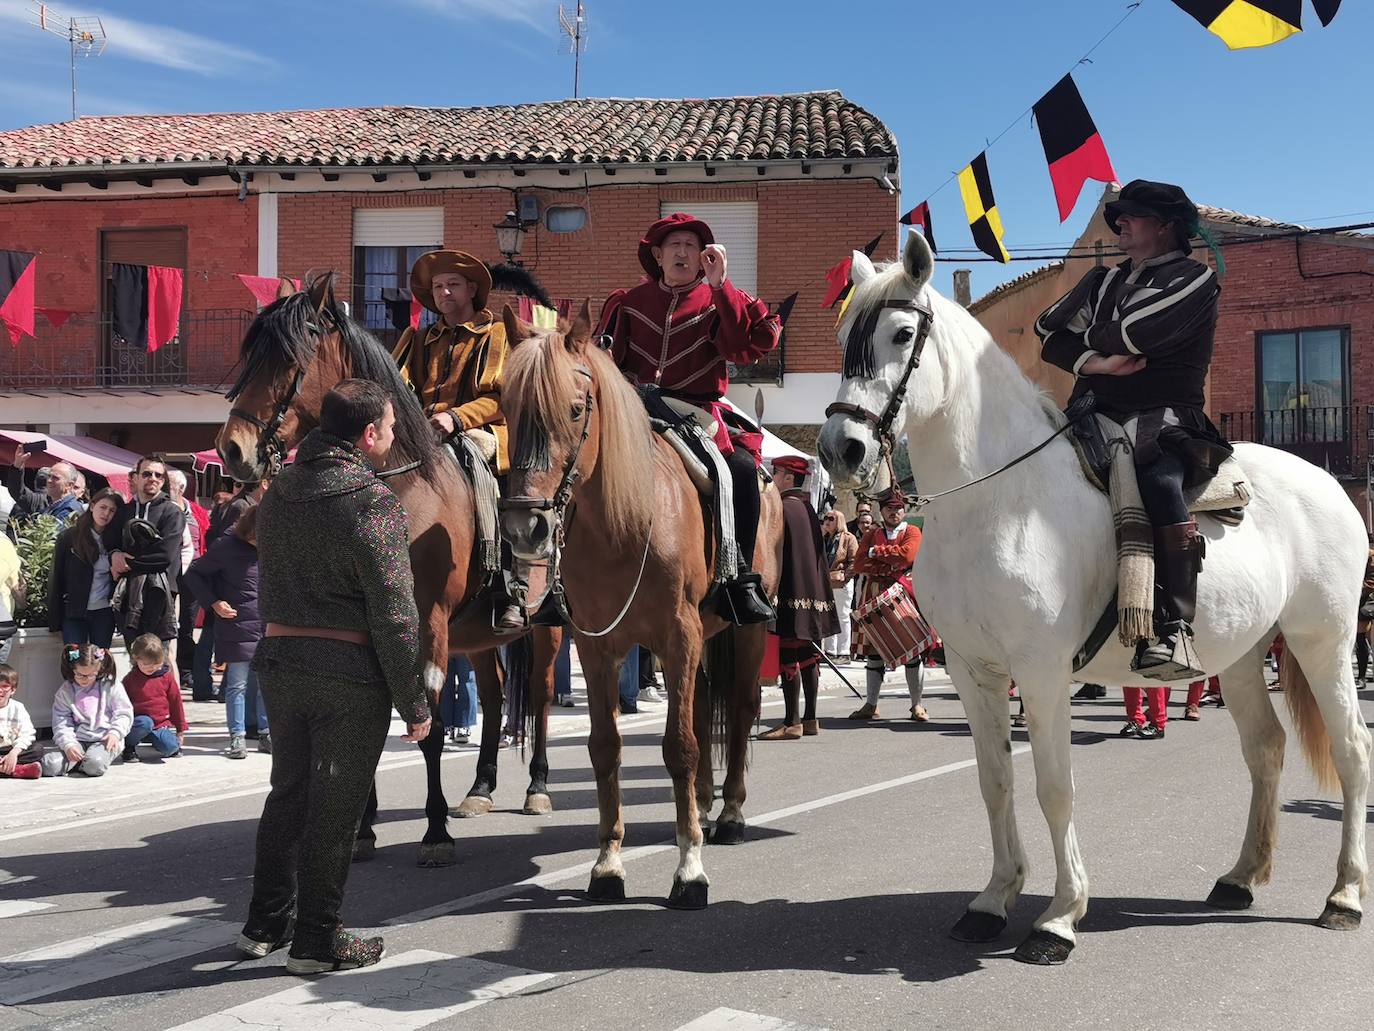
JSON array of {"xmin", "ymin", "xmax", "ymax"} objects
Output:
[
  {"xmin": 1206, "ymin": 639, "xmax": 1284, "ymax": 910},
  {"xmin": 584, "ymin": 647, "xmax": 629, "ymax": 900},
  {"xmin": 1013, "ymin": 671, "xmax": 1086, "ymax": 965},
  {"xmin": 523, "ymin": 628, "xmax": 559, "ymax": 815},
  {"xmin": 452, "ymin": 649, "xmax": 503, "ymax": 818},
  {"xmin": 946, "ymin": 657, "xmax": 1025, "ymax": 944},
  {"xmin": 416, "ymin": 694, "xmax": 456, "ymax": 867},
  {"xmin": 663, "ymin": 629, "xmax": 709, "ymax": 909},
  {"xmin": 714, "ymin": 626, "xmax": 763, "ymax": 845},
  {"xmin": 1280, "ymin": 629, "xmax": 1372, "ymax": 929},
  {"xmin": 353, "ymin": 782, "xmax": 379, "ymax": 863},
  {"xmin": 693, "ymin": 666, "xmax": 715, "ymax": 836}
]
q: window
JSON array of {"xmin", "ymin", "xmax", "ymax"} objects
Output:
[
  {"xmin": 659, "ymin": 201, "xmax": 758, "ymax": 296},
  {"xmin": 1256, "ymin": 326, "xmax": 1350, "ymax": 445},
  {"xmin": 350, "ymin": 209, "xmax": 443, "ymax": 349},
  {"xmin": 544, "ymin": 206, "xmax": 588, "ymax": 233}
]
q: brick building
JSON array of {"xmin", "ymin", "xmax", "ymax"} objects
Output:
[
  {"xmin": 0, "ymin": 92, "xmax": 899, "ymax": 455},
  {"xmin": 968, "ymin": 186, "xmax": 1374, "ymax": 521}
]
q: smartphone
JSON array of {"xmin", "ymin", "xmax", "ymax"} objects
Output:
[{"xmin": 21, "ymin": 440, "xmax": 46, "ymax": 454}]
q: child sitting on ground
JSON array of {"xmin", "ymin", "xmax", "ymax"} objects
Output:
[
  {"xmin": 121, "ymin": 634, "xmax": 187, "ymax": 761},
  {"xmin": 0, "ymin": 662, "xmax": 41, "ymax": 779},
  {"xmin": 41, "ymin": 644, "xmax": 132, "ymax": 778}
]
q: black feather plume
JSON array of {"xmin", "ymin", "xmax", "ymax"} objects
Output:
[{"xmin": 487, "ymin": 262, "xmax": 555, "ymax": 310}]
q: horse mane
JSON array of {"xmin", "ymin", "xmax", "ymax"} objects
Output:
[
  {"xmin": 839, "ymin": 260, "xmax": 926, "ymax": 379},
  {"xmin": 503, "ymin": 329, "xmax": 655, "ymax": 540},
  {"xmin": 230, "ymin": 287, "xmax": 440, "ymax": 482}
]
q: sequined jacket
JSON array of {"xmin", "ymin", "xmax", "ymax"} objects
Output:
[{"xmin": 253, "ymin": 430, "xmax": 427, "ymax": 725}]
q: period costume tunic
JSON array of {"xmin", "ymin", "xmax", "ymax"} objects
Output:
[
  {"xmin": 851, "ymin": 522, "xmax": 921, "ymax": 661},
  {"xmin": 775, "ymin": 487, "xmax": 840, "ymax": 647},
  {"xmin": 246, "ymin": 429, "xmax": 427, "ymax": 956}
]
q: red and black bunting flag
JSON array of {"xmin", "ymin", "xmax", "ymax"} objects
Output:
[
  {"xmin": 1, "ymin": 250, "xmax": 36, "ymax": 345},
  {"xmin": 1312, "ymin": 0, "xmax": 1341, "ymax": 26},
  {"xmin": 1171, "ymin": 0, "xmax": 1302, "ymax": 49},
  {"xmin": 821, "ymin": 234, "xmax": 884, "ymax": 309},
  {"xmin": 113, "ymin": 263, "xmax": 185, "ymax": 353},
  {"xmin": 1033, "ymin": 74, "xmax": 1118, "ymax": 223},
  {"xmin": 899, "ymin": 201, "xmax": 938, "ymax": 253}
]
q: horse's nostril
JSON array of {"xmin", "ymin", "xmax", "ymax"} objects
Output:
[{"xmin": 843, "ymin": 438, "xmax": 867, "ymax": 470}]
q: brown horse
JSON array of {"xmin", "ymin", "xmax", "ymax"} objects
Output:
[
  {"xmin": 499, "ymin": 304, "xmax": 783, "ymax": 908},
  {"xmin": 215, "ymin": 274, "xmax": 563, "ymax": 867}
]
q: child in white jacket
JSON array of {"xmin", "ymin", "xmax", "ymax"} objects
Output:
[
  {"xmin": 41, "ymin": 645, "xmax": 132, "ymax": 778},
  {"xmin": 0, "ymin": 662, "xmax": 40, "ymax": 779}
]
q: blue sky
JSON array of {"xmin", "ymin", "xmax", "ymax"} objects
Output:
[{"xmin": 1, "ymin": 0, "xmax": 1369, "ymax": 299}]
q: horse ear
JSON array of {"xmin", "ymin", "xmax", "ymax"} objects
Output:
[
  {"xmin": 850, "ymin": 250, "xmax": 877, "ymax": 288},
  {"xmin": 567, "ymin": 299, "xmax": 593, "ymax": 350},
  {"xmin": 902, "ymin": 230, "xmax": 935, "ymax": 289},
  {"xmin": 501, "ymin": 304, "xmax": 535, "ymax": 346},
  {"xmin": 275, "ymin": 278, "xmax": 297, "ymax": 299},
  {"xmin": 305, "ymin": 270, "xmax": 336, "ymax": 313}
]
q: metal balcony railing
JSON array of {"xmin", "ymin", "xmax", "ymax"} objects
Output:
[{"xmin": 1219, "ymin": 405, "xmax": 1369, "ymax": 477}]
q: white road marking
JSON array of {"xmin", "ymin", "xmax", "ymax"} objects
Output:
[
  {"xmin": 0, "ymin": 901, "xmax": 52, "ymax": 919},
  {"xmin": 166, "ymin": 950, "xmax": 551, "ymax": 1030},
  {"xmin": 676, "ymin": 1008, "xmax": 827, "ymax": 1031},
  {"xmin": 0, "ymin": 915, "xmax": 236, "ymax": 1005},
  {"xmin": 384, "ymin": 747, "xmax": 1030, "ymax": 927}
]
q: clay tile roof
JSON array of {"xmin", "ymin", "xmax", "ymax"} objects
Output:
[
  {"xmin": 0, "ymin": 91, "xmax": 897, "ymax": 172},
  {"xmin": 1197, "ymin": 204, "xmax": 1307, "ymax": 232}
]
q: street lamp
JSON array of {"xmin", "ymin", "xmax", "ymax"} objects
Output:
[{"xmin": 494, "ymin": 211, "xmax": 525, "ymax": 264}]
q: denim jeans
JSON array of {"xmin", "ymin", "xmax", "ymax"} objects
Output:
[
  {"xmin": 193, "ymin": 617, "xmax": 216, "ymax": 701},
  {"xmin": 125, "ymin": 714, "xmax": 180, "ymax": 756},
  {"xmin": 441, "ymin": 656, "xmax": 477, "ymax": 731},
  {"xmin": 618, "ymin": 648, "xmax": 640, "ymax": 710},
  {"xmin": 224, "ymin": 661, "xmax": 266, "ymax": 736},
  {"xmin": 61, "ymin": 609, "xmax": 116, "ymax": 648},
  {"xmin": 555, "ymin": 634, "xmax": 572, "ymax": 701}
]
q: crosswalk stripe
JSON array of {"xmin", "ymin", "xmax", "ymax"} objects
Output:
[
  {"xmin": 0, "ymin": 901, "xmax": 53, "ymax": 919},
  {"xmin": 675, "ymin": 1008, "xmax": 827, "ymax": 1031},
  {"xmin": 0, "ymin": 915, "xmax": 235, "ymax": 1005},
  {"xmin": 166, "ymin": 950, "xmax": 552, "ymax": 1030}
]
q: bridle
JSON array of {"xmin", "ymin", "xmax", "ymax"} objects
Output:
[
  {"xmin": 823, "ymin": 298, "xmax": 935, "ymax": 500},
  {"xmin": 498, "ymin": 363, "xmax": 656, "ymax": 638}
]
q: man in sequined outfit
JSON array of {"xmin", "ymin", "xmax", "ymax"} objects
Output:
[{"xmin": 236, "ymin": 379, "xmax": 431, "ymax": 974}]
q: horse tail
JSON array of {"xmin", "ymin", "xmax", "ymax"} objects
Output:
[
  {"xmin": 505, "ymin": 634, "xmax": 530, "ymax": 757},
  {"xmin": 704, "ymin": 628, "xmax": 737, "ymax": 768},
  {"xmin": 1281, "ymin": 646, "xmax": 1340, "ymax": 793}
]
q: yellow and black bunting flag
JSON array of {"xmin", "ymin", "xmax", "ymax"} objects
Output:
[
  {"xmin": 1033, "ymin": 74, "xmax": 1118, "ymax": 223},
  {"xmin": 1171, "ymin": 0, "xmax": 1302, "ymax": 49},
  {"xmin": 958, "ymin": 153, "xmax": 1010, "ymax": 264}
]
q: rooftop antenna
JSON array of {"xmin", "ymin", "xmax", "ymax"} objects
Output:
[
  {"xmin": 29, "ymin": 1, "xmax": 107, "ymax": 121},
  {"xmin": 558, "ymin": 2, "xmax": 587, "ymax": 98}
]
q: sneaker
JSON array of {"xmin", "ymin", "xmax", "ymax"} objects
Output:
[
  {"xmin": 120, "ymin": 745, "xmax": 139, "ymax": 763},
  {"xmin": 556, "ymin": 695, "xmax": 575, "ymax": 708},
  {"xmin": 619, "ymin": 701, "xmax": 639, "ymax": 715},
  {"xmin": 637, "ymin": 686, "xmax": 665, "ymax": 705},
  {"xmin": 257, "ymin": 733, "xmax": 272, "ymax": 754},
  {"xmin": 834, "ymin": 654, "xmax": 851, "ymax": 666},
  {"xmin": 1137, "ymin": 723, "xmax": 1165, "ymax": 740},
  {"xmin": 286, "ymin": 928, "xmax": 384, "ymax": 975},
  {"xmin": 237, "ymin": 914, "xmax": 295, "ymax": 958},
  {"xmin": 226, "ymin": 735, "xmax": 247, "ymax": 759},
  {"xmin": 8, "ymin": 761, "xmax": 41, "ymax": 779}
]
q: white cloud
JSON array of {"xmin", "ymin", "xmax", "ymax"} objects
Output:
[
  {"xmin": 402, "ymin": 0, "xmax": 560, "ymax": 34},
  {"xmin": 0, "ymin": 0, "xmax": 275, "ymax": 75},
  {"xmin": 0, "ymin": 76, "xmax": 156, "ymax": 123}
]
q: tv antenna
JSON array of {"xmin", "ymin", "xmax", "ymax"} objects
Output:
[
  {"xmin": 558, "ymin": 2, "xmax": 587, "ymax": 98},
  {"xmin": 29, "ymin": 2, "xmax": 107, "ymax": 121}
]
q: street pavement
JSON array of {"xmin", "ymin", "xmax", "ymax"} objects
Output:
[{"xmin": 2, "ymin": 661, "xmax": 1373, "ymax": 1031}]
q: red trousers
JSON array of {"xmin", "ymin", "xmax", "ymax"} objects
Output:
[{"xmin": 1123, "ymin": 686, "xmax": 1170, "ymax": 728}]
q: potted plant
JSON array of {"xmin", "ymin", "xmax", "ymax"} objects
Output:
[{"xmin": 6, "ymin": 515, "xmax": 68, "ymax": 733}]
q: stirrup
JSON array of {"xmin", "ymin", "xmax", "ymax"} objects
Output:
[
  {"xmin": 1131, "ymin": 624, "xmax": 1204, "ymax": 682},
  {"xmin": 529, "ymin": 590, "xmax": 565, "ymax": 628}
]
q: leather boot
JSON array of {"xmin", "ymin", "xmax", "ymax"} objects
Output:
[
  {"xmin": 529, "ymin": 589, "xmax": 565, "ymax": 628},
  {"xmin": 716, "ymin": 571, "xmax": 775, "ymax": 626},
  {"xmin": 1133, "ymin": 520, "xmax": 1205, "ymax": 680},
  {"xmin": 488, "ymin": 583, "xmax": 526, "ymax": 633}
]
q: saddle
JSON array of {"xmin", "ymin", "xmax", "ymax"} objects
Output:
[{"xmin": 1067, "ymin": 408, "xmax": 1251, "ymax": 525}]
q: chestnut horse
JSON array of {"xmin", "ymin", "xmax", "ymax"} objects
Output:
[
  {"xmin": 216, "ymin": 275, "xmax": 563, "ymax": 867},
  {"xmin": 499, "ymin": 304, "xmax": 783, "ymax": 908}
]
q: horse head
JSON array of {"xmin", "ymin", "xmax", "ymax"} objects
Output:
[
  {"xmin": 216, "ymin": 274, "xmax": 346, "ymax": 482},
  {"xmin": 817, "ymin": 231, "xmax": 941, "ymax": 491}
]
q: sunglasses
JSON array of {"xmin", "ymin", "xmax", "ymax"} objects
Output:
[{"xmin": 139, "ymin": 470, "xmax": 166, "ymax": 480}]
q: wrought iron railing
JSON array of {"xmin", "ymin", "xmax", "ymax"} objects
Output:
[
  {"xmin": 1220, "ymin": 405, "xmax": 1369, "ymax": 477},
  {"xmin": 0, "ymin": 309, "xmax": 253, "ymax": 390},
  {"xmin": 728, "ymin": 324, "xmax": 786, "ymax": 385}
]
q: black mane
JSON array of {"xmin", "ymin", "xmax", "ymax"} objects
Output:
[{"xmin": 229, "ymin": 288, "xmax": 440, "ymax": 481}]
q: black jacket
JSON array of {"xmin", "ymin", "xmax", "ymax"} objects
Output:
[
  {"xmin": 47, "ymin": 526, "xmax": 106, "ymax": 630},
  {"xmin": 106, "ymin": 493, "xmax": 185, "ymax": 586},
  {"xmin": 206, "ymin": 489, "xmax": 254, "ymax": 548}
]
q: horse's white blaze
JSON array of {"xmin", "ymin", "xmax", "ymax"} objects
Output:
[{"xmin": 819, "ymin": 232, "xmax": 1372, "ymax": 949}]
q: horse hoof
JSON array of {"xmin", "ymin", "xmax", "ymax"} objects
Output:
[
  {"xmin": 451, "ymin": 795, "xmax": 493, "ymax": 819},
  {"xmin": 949, "ymin": 909, "xmax": 1007, "ymax": 943},
  {"xmin": 522, "ymin": 793, "xmax": 554, "ymax": 816},
  {"xmin": 1205, "ymin": 880, "xmax": 1253, "ymax": 910},
  {"xmin": 1012, "ymin": 929, "xmax": 1075, "ymax": 966},
  {"xmin": 351, "ymin": 839, "xmax": 376, "ymax": 864},
  {"xmin": 709, "ymin": 820, "xmax": 746, "ymax": 846},
  {"xmin": 1317, "ymin": 903, "xmax": 1362, "ymax": 931},
  {"xmin": 667, "ymin": 879, "xmax": 709, "ymax": 910},
  {"xmin": 587, "ymin": 875, "xmax": 627, "ymax": 901},
  {"xmin": 417, "ymin": 841, "xmax": 457, "ymax": 868}
]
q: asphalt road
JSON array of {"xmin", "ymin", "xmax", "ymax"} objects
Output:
[{"xmin": 2, "ymin": 669, "xmax": 1372, "ymax": 1031}]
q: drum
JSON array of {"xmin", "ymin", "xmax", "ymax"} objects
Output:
[{"xmin": 852, "ymin": 582, "xmax": 935, "ymax": 670}]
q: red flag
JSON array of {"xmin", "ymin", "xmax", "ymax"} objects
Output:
[
  {"xmin": 0, "ymin": 250, "xmax": 36, "ymax": 345},
  {"xmin": 899, "ymin": 201, "xmax": 938, "ymax": 253},
  {"xmin": 1033, "ymin": 74, "xmax": 1118, "ymax": 222},
  {"xmin": 821, "ymin": 257, "xmax": 852, "ymax": 309},
  {"xmin": 409, "ymin": 293, "xmax": 422, "ymax": 330},
  {"xmin": 36, "ymin": 307, "xmax": 75, "ymax": 329},
  {"xmin": 237, "ymin": 274, "xmax": 282, "ymax": 308},
  {"xmin": 146, "ymin": 265, "xmax": 184, "ymax": 353}
]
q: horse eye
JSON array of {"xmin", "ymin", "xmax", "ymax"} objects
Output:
[
  {"xmin": 570, "ymin": 402, "xmax": 585, "ymax": 420},
  {"xmin": 894, "ymin": 326, "xmax": 915, "ymax": 345}
]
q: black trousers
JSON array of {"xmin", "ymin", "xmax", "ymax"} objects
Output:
[
  {"xmin": 247, "ymin": 659, "xmax": 391, "ymax": 951},
  {"xmin": 176, "ymin": 577, "xmax": 199, "ymax": 676},
  {"xmin": 725, "ymin": 447, "xmax": 761, "ymax": 572},
  {"xmin": 1137, "ymin": 450, "xmax": 1189, "ymax": 527}
]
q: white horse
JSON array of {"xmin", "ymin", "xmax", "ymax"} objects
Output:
[{"xmin": 817, "ymin": 232, "xmax": 1371, "ymax": 964}]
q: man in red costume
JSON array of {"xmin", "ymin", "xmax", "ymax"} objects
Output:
[{"xmin": 597, "ymin": 213, "xmax": 781, "ymax": 623}]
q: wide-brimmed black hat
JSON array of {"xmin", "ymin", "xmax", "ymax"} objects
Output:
[{"xmin": 1105, "ymin": 180, "xmax": 1200, "ymax": 247}]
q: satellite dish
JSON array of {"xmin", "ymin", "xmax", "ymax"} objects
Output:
[{"xmin": 754, "ymin": 388, "xmax": 765, "ymax": 426}]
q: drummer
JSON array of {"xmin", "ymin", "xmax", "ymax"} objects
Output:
[{"xmin": 848, "ymin": 489, "xmax": 929, "ymax": 722}]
